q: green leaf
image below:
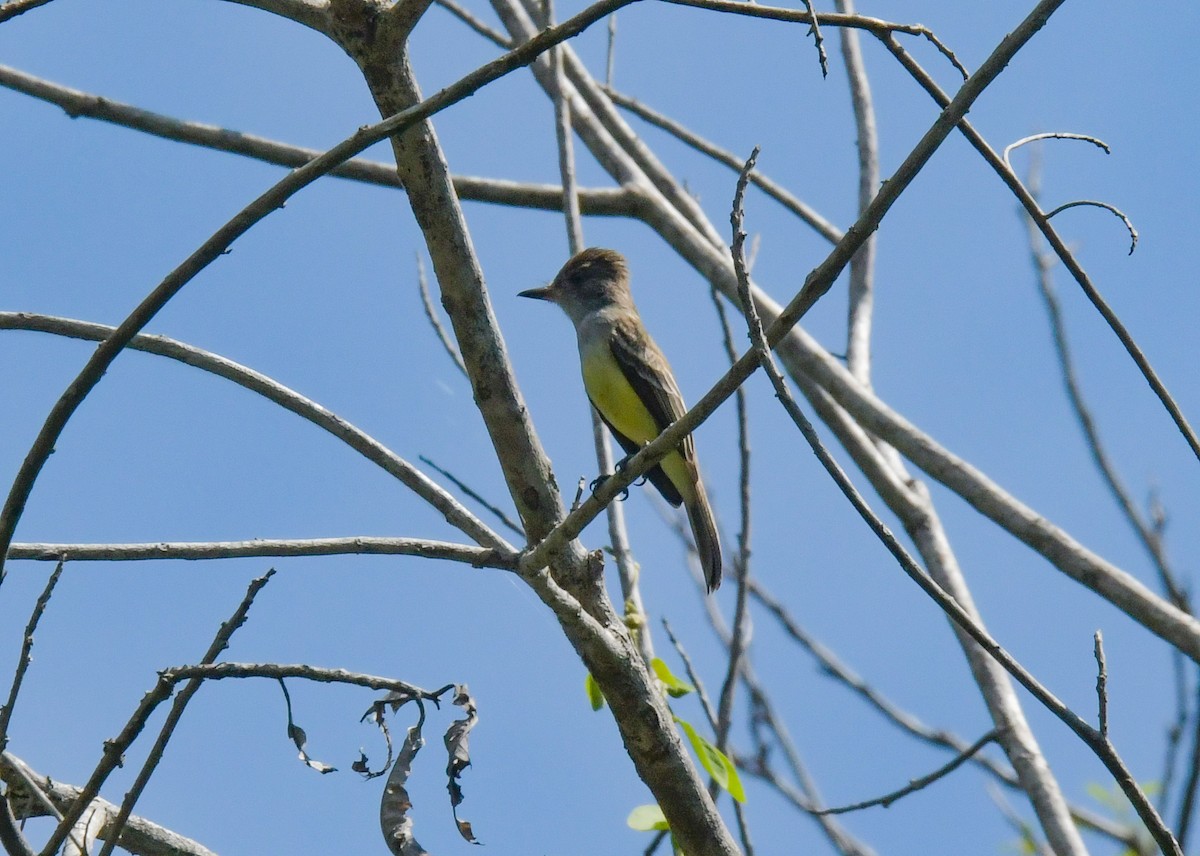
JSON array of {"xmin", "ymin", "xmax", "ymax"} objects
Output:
[
  {"xmin": 675, "ymin": 716, "xmax": 746, "ymax": 803},
  {"xmin": 585, "ymin": 672, "xmax": 605, "ymax": 711},
  {"xmin": 651, "ymin": 658, "xmax": 695, "ymax": 698},
  {"xmin": 627, "ymin": 804, "xmax": 669, "ymax": 831}
]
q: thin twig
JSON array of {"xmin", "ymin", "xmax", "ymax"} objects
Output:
[
  {"xmin": 728, "ymin": 120, "xmax": 1180, "ymax": 856},
  {"xmin": 817, "ymin": 730, "xmax": 1000, "ymax": 815},
  {"xmin": 416, "ymin": 254, "xmax": 468, "ymax": 376},
  {"xmin": 91, "ymin": 571, "xmax": 277, "ymax": 856},
  {"xmin": 661, "ymin": 618, "xmax": 718, "ymax": 730},
  {"xmin": 160, "ymin": 663, "xmax": 455, "ymax": 698},
  {"xmin": 1177, "ymin": 680, "xmax": 1200, "ymax": 850},
  {"xmin": 0, "ymin": 559, "xmax": 64, "ymax": 750},
  {"xmin": 434, "ymin": 0, "xmax": 512, "ymax": 44},
  {"xmin": 659, "ymin": 0, "xmax": 967, "ymax": 77},
  {"xmin": 418, "ymin": 455, "xmax": 526, "ymax": 538},
  {"xmin": 749, "ymin": 579, "xmax": 1140, "ymax": 849},
  {"xmin": 1003, "ymin": 131, "xmax": 1111, "ymax": 167},
  {"xmin": 835, "ymin": 0, "xmax": 880, "ymax": 385},
  {"xmin": 605, "ymin": 13, "xmax": 617, "ymax": 87},
  {"xmin": 1020, "ymin": 164, "xmax": 1187, "ymax": 610},
  {"xmin": 706, "ymin": 282, "xmax": 756, "ymax": 856},
  {"xmin": 796, "ymin": 0, "xmax": 828, "ymax": 77},
  {"xmin": 882, "ymin": 34, "xmax": 1200, "ymax": 470},
  {"xmin": 1044, "ymin": 199, "xmax": 1138, "ymax": 255},
  {"xmin": 1, "ymin": 312, "xmax": 511, "ymax": 552},
  {"xmin": 602, "ymin": 86, "xmax": 842, "ymax": 244},
  {"xmin": 1094, "ymin": 631, "xmax": 1108, "ymax": 740},
  {"xmin": 709, "ymin": 282, "xmax": 752, "ymax": 753}
]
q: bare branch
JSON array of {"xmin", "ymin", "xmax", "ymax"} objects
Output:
[
  {"xmin": 0, "ymin": 0, "xmax": 637, "ymax": 588},
  {"xmin": 1020, "ymin": 163, "xmax": 1187, "ymax": 610},
  {"xmin": 835, "ymin": 0, "xmax": 880, "ymax": 385},
  {"xmin": 882, "ymin": 35, "xmax": 1200, "ymax": 470},
  {"xmin": 708, "ymin": 284, "xmax": 752, "ymax": 754},
  {"xmin": 818, "ymin": 730, "xmax": 1000, "ymax": 815},
  {"xmin": 796, "ymin": 0, "xmax": 828, "ymax": 77},
  {"xmin": 0, "ymin": 560, "xmax": 63, "ymax": 749},
  {"xmin": 0, "ymin": 64, "xmax": 636, "ymax": 216},
  {"xmin": 92, "ymin": 571, "xmax": 276, "ymax": 856},
  {"xmin": 0, "ymin": 312, "xmax": 510, "ymax": 552},
  {"xmin": 1177, "ymin": 681, "xmax": 1200, "ymax": 849},
  {"xmin": 605, "ymin": 12, "xmax": 617, "ymax": 87},
  {"xmin": 41, "ymin": 571, "xmax": 273, "ymax": 855},
  {"xmin": 523, "ymin": 0, "xmax": 1072, "ymax": 592},
  {"xmin": 0, "ymin": 0, "xmax": 54, "ymax": 24},
  {"xmin": 435, "ymin": 0, "xmax": 512, "ymax": 44},
  {"xmin": 4, "ymin": 752, "xmax": 218, "ymax": 856},
  {"xmin": 8, "ymin": 537, "xmax": 514, "ymax": 568},
  {"xmin": 1095, "ymin": 631, "xmax": 1109, "ymax": 740},
  {"xmin": 726, "ymin": 93, "xmax": 1175, "ymax": 855},
  {"xmin": 660, "ymin": 619, "xmax": 718, "ymax": 730},
  {"xmin": 160, "ymin": 663, "xmax": 453, "ymax": 698},
  {"xmin": 659, "ymin": 0, "xmax": 967, "ymax": 77}
]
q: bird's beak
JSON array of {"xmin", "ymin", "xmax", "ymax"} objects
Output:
[{"xmin": 518, "ymin": 284, "xmax": 556, "ymax": 301}]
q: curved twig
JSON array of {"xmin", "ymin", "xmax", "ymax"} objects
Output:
[
  {"xmin": 817, "ymin": 730, "xmax": 1000, "ymax": 815},
  {"xmin": 1003, "ymin": 131, "xmax": 1111, "ymax": 168},
  {"xmin": 0, "ymin": 312, "xmax": 510, "ymax": 551},
  {"xmin": 1044, "ymin": 199, "xmax": 1138, "ymax": 255},
  {"xmin": 729, "ymin": 126, "xmax": 1179, "ymax": 856},
  {"xmin": 882, "ymin": 35, "xmax": 1200, "ymax": 468}
]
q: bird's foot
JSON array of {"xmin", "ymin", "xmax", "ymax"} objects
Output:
[{"xmin": 590, "ymin": 473, "xmax": 630, "ymax": 501}]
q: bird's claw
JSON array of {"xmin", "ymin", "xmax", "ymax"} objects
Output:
[{"xmin": 590, "ymin": 474, "xmax": 630, "ymax": 502}]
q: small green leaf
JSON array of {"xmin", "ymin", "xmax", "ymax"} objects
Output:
[
  {"xmin": 627, "ymin": 804, "xmax": 669, "ymax": 831},
  {"xmin": 585, "ymin": 672, "xmax": 605, "ymax": 711},
  {"xmin": 675, "ymin": 716, "xmax": 746, "ymax": 803},
  {"xmin": 651, "ymin": 658, "xmax": 695, "ymax": 698}
]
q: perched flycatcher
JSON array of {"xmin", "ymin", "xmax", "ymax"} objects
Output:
[{"xmin": 520, "ymin": 248, "xmax": 722, "ymax": 592}]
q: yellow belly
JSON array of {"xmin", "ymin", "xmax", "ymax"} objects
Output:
[
  {"xmin": 582, "ymin": 343, "xmax": 659, "ymax": 446},
  {"xmin": 580, "ymin": 341, "xmax": 694, "ymax": 503}
]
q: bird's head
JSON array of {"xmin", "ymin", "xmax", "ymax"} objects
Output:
[{"xmin": 519, "ymin": 248, "xmax": 632, "ymax": 324}]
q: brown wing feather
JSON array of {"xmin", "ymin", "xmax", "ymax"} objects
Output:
[{"xmin": 603, "ymin": 315, "xmax": 695, "ymax": 506}]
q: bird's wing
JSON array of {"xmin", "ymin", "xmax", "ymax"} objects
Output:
[{"xmin": 602, "ymin": 315, "xmax": 697, "ymax": 506}]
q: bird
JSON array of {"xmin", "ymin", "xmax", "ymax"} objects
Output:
[{"xmin": 519, "ymin": 247, "xmax": 722, "ymax": 592}]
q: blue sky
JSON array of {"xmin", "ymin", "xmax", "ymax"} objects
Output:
[{"xmin": 2, "ymin": 1, "xmax": 1199, "ymax": 854}]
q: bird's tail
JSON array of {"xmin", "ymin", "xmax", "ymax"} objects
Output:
[{"xmin": 686, "ymin": 482, "xmax": 722, "ymax": 593}]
